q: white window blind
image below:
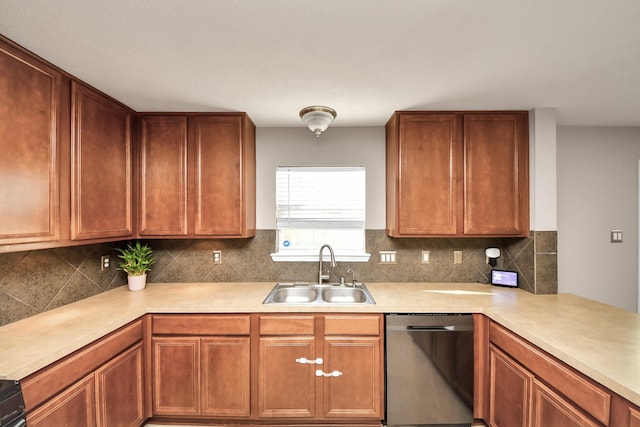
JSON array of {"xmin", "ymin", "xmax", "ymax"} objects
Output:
[
  {"xmin": 276, "ymin": 167, "xmax": 365, "ymax": 229},
  {"xmin": 272, "ymin": 166, "xmax": 368, "ymax": 262}
]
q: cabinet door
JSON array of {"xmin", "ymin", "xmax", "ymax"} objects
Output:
[
  {"xmin": 631, "ymin": 406, "xmax": 640, "ymax": 427},
  {"xmin": 531, "ymin": 379, "xmax": 600, "ymax": 427},
  {"xmin": 138, "ymin": 115, "xmax": 189, "ymax": 236},
  {"xmin": 71, "ymin": 82, "xmax": 133, "ymax": 240},
  {"xmin": 27, "ymin": 374, "xmax": 96, "ymax": 427},
  {"xmin": 189, "ymin": 115, "xmax": 255, "ymax": 237},
  {"xmin": 322, "ymin": 336, "xmax": 383, "ymax": 419},
  {"xmin": 95, "ymin": 343, "xmax": 144, "ymax": 427},
  {"xmin": 0, "ymin": 41, "xmax": 62, "ymax": 245},
  {"xmin": 463, "ymin": 113, "xmax": 529, "ymax": 236},
  {"xmin": 258, "ymin": 336, "xmax": 316, "ymax": 418},
  {"xmin": 489, "ymin": 345, "xmax": 533, "ymax": 427},
  {"xmin": 201, "ymin": 337, "xmax": 250, "ymax": 417},
  {"xmin": 388, "ymin": 113, "xmax": 461, "ymax": 236},
  {"xmin": 152, "ymin": 337, "xmax": 200, "ymax": 416}
]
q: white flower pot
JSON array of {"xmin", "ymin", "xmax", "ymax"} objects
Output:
[{"xmin": 127, "ymin": 274, "xmax": 147, "ymax": 291}]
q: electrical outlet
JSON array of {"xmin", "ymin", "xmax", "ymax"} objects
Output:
[
  {"xmin": 421, "ymin": 251, "xmax": 430, "ymax": 264},
  {"xmin": 213, "ymin": 250, "xmax": 222, "ymax": 264},
  {"xmin": 101, "ymin": 255, "xmax": 110, "ymax": 271},
  {"xmin": 454, "ymin": 250, "xmax": 463, "ymax": 264}
]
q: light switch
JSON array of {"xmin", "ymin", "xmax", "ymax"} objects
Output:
[
  {"xmin": 379, "ymin": 251, "xmax": 397, "ymax": 264},
  {"xmin": 611, "ymin": 230, "xmax": 623, "ymax": 243}
]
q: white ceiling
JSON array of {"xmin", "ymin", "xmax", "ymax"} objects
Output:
[{"xmin": 1, "ymin": 0, "xmax": 639, "ymax": 128}]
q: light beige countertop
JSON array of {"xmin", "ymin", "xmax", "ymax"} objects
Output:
[{"xmin": 1, "ymin": 281, "xmax": 639, "ymax": 406}]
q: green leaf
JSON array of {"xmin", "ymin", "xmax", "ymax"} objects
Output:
[{"xmin": 115, "ymin": 241, "xmax": 155, "ymax": 276}]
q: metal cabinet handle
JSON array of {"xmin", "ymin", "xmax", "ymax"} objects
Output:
[
  {"xmin": 315, "ymin": 369, "xmax": 343, "ymax": 377},
  {"xmin": 296, "ymin": 357, "xmax": 323, "ymax": 365}
]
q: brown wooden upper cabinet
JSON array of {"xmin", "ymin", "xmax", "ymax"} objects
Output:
[
  {"xmin": 386, "ymin": 111, "xmax": 529, "ymax": 237},
  {"xmin": 137, "ymin": 113, "xmax": 256, "ymax": 238},
  {"xmin": 70, "ymin": 82, "xmax": 134, "ymax": 240},
  {"xmin": 0, "ymin": 38, "xmax": 64, "ymax": 245}
]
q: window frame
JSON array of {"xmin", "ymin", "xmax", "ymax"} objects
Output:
[{"xmin": 270, "ymin": 166, "xmax": 370, "ymax": 262}]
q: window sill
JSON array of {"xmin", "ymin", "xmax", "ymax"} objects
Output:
[{"xmin": 270, "ymin": 252, "xmax": 371, "ymax": 263}]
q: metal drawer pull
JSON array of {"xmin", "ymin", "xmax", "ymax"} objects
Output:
[
  {"xmin": 296, "ymin": 357, "xmax": 323, "ymax": 365},
  {"xmin": 315, "ymin": 369, "xmax": 343, "ymax": 377}
]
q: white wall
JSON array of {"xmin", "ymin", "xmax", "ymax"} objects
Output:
[
  {"xmin": 529, "ymin": 108, "xmax": 557, "ymax": 230},
  {"xmin": 255, "ymin": 127, "xmax": 386, "ymax": 230},
  {"xmin": 557, "ymin": 126, "xmax": 640, "ymax": 312}
]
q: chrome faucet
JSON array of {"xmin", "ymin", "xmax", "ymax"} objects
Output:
[
  {"xmin": 318, "ymin": 244, "xmax": 336, "ymax": 284},
  {"xmin": 346, "ymin": 268, "xmax": 356, "ymax": 287}
]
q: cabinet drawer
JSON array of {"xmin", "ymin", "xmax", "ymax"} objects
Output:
[
  {"xmin": 259, "ymin": 315, "xmax": 315, "ymax": 335},
  {"xmin": 489, "ymin": 321, "xmax": 611, "ymax": 425},
  {"xmin": 153, "ymin": 314, "xmax": 250, "ymax": 335},
  {"xmin": 324, "ymin": 314, "xmax": 381, "ymax": 336}
]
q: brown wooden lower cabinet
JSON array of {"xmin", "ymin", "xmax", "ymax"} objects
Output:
[
  {"xmin": 488, "ymin": 344, "xmax": 603, "ymax": 427},
  {"xmin": 151, "ymin": 314, "xmax": 252, "ymax": 419},
  {"xmin": 152, "ymin": 337, "xmax": 200, "ymax": 415},
  {"xmin": 22, "ymin": 319, "xmax": 145, "ymax": 427},
  {"xmin": 322, "ymin": 336, "xmax": 382, "ymax": 418},
  {"xmin": 151, "ymin": 336, "xmax": 251, "ymax": 418},
  {"xmin": 610, "ymin": 397, "xmax": 640, "ymax": 427},
  {"xmin": 201, "ymin": 337, "xmax": 251, "ymax": 417},
  {"xmin": 486, "ymin": 320, "xmax": 610, "ymax": 427},
  {"xmin": 26, "ymin": 343, "xmax": 144, "ymax": 427},
  {"xmin": 27, "ymin": 374, "xmax": 96, "ymax": 426},
  {"xmin": 24, "ymin": 312, "xmax": 640, "ymax": 427},
  {"xmin": 489, "ymin": 344, "xmax": 532, "ymax": 427},
  {"xmin": 258, "ymin": 335, "xmax": 316, "ymax": 418},
  {"xmin": 532, "ymin": 379, "xmax": 600, "ymax": 427},
  {"xmin": 632, "ymin": 406, "xmax": 640, "ymax": 427},
  {"xmin": 96, "ymin": 343, "xmax": 145, "ymax": 426},
  {"xmin": 257, "ymin": 314, "xmax": 384, "ymax": 422}
]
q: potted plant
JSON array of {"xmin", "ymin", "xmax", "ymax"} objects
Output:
[{"xmin": 115, "ymin": 241, "xmax": 154, "ymax": 291}]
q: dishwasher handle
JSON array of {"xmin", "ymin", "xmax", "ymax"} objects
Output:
[
  {"xmin": 387, "ymin": 325, "xmax": 473, "ymax": 332},
  {"xmin": 408, "ymin": 325, "xmax": 456, "ymax": 331}
]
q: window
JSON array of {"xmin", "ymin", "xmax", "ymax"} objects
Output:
[{"xmin": 271, "ymin": 166, "xmax": 369, "ymax": 262}]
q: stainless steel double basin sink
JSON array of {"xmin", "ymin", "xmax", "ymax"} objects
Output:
[{"xmin": 263, "ymin": 282, "xmax": 376, "ymax": 305}]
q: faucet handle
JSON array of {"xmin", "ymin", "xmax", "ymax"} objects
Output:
[{"xmin": 346, "ymin": 268, "xmax": 356, "ymax": 286}]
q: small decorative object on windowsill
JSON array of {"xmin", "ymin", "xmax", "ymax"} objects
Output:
[{"xmin": 115, "ymin": 241, "xmax": 155, "ymax": 291}]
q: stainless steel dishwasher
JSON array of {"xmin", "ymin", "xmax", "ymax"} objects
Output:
[{"xmin": 385, "ymin": 313, "xmax": 474, "ymax": 427}]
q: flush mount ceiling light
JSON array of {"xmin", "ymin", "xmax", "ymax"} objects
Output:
[{"xmin": 299, "ymin": 106, "xmax": 337, "ymax": 137}]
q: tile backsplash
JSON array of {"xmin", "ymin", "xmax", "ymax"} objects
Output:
[{"xmin": 0, "ymin": 230, "xmax": 556, "ymax": 326}]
